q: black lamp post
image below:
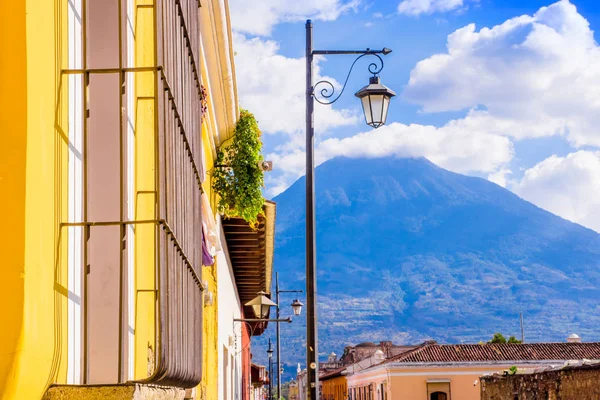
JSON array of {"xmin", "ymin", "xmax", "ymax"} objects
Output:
[
  {"xmin": 275, "ymin": 272, "xmax": 303, "ymax": 400},
  {"xmin": 304, "ymin": 20, "xmax": 394, "ymax": 400},
  {"xmin": 267, "ymin": 339, "xmax": 274, "ymax": 400}
]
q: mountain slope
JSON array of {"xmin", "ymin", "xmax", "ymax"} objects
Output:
[{"xmin": 271, "ymin": 156, "xmax": 600, "ymax": 372}]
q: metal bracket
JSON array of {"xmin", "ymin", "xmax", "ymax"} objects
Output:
[
  {"xmin": 311, "ymin": 48, "xmax": 392, "ymax": 105},
  {"xmin": 234, "ymin": 318, "xmax": 292, "ymax": 323}
]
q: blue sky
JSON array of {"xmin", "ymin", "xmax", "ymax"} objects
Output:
[{"xmin": 228, "ymin": 0, "xmax": 600, "ymax": 232}]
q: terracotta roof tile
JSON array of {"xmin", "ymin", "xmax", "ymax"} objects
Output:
[
  {"xmin": 320, "ymin": 366, "xmax": 346, "ymax": 380},
  {"xmin": 386, "ymin": 342, "xmax": 600, "ymax": 363}
]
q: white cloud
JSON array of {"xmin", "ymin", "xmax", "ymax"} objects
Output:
[
  {"xmin": 266, "ymin": 120, "xmax": 514, "ymax": 196},
  {"xmin": 404, "ymin": 0, "xmax": 600, "ymax": 147},
  {"xmin": 513, "ymin": 151, "xmax": 600, "ymax": 232},
  {"xmin": 235, "ymin": 0, "xmax": 600, "ymax": 210},
  {"xmin": 229, "ymin": 0, "xmax": 361, "ymax": 36},
  {"xmin": 233, "ymin": 33, "xmax": 359, "ymax": 137},
  {"xmin": 398, "ymin": 0, "xmax": 465, "ymax": 16},
  {"xmin": 488, "ymin": 168, "xmax": 513, "ymax": 188}
]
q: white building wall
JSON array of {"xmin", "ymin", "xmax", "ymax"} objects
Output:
[
  {"xmin": 67, "ymin": 0, "xmax": 83, "ymax": 384},
  {"xmin": 297, "ymin": 370, "xmax": 308, "ymax": 400},
  {"xmin": 217, "ymin": 217, "xmax": 243, "ymax": 400}
]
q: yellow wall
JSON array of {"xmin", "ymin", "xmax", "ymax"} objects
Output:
[
  {"xmin": 0, "ymin": 0, "xmax": 235, "ymax": 398},
  {"xmin": 0, "ymin": 0, "xmax": 69, "ymax": 398},
  {"xmin": 322, "ymin": 376, "xmax": 348, "ymax": 400},
  {"xmin": 0, "ymin": 0, "xmax": 27, "ymax": 394},
  {"xmin": 133, "ymin": 0, "xmax": 158, "ymax": 380},
  {"xmin": 200, "ymin": 117, "xmax": 219, "ymax": 400}
]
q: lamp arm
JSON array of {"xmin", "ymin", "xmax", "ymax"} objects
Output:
[
  {"xmin": 234, "ymin": 318, "xmax": 292, "ymax": 323},
  {"xmin": 313, "ymin": 52, "xmax": 384, "ymax": 105}
]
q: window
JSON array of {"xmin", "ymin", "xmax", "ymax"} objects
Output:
[
  {"xmin": 427, "ymin": 381, "xmax": 451, "ymax": 400},
  {"xmin": 431, "ymin": 392, "xmax": 448, "ymax": 400}
]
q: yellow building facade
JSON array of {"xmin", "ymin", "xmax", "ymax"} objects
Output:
[
  {"xmin": 0, "ymin": 0, "xmax": 239, "ymax": 399},
  {"xmin": 321, "ymin": 373, "xmax": 348, "ymax": 400}
]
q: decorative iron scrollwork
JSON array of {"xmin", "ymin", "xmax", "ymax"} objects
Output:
[{"xmin": 313, "ymin": 52, "xmax": 384, "ymax": 105}]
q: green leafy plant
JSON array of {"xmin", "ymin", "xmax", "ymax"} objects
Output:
[
  {"xmin": 212, "ymin": 109, "xmax": 265, "ymax": 226},
  {"xmin": 488, "ymin": 333, "xmax": 522, "ymax": 344},
  {"xmin": 508, "ymin": 366, "xmax": 518, "ymax": 375},
  {"xmin": 488, "ymin": 333, "xmax": 507, "ymax": 343}
]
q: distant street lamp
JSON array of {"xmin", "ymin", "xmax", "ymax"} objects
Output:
[
  {"xmin": 246, "ymin": 291, "xmax": 278, "ymax": 319},
  {"xmin": 304, "ymin": 20, "xmax": 394, "ymax": 400},
  {"xmin": 234, "ymin": 291, "xmax": 292, "ymax": 324},
  {"xmin": 291, "ymin": 299, "xmax": 304, "ymax": 316},
  {"xmin": 275, "ymin": 272, "xmax": 304, "ymax": 400}
]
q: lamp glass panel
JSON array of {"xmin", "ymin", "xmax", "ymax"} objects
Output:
[
  {"xmin": 361, "ymin": 96, "xmax": 373, "ymax": 126},
  {"xmin": 369, "ymin": 94, "xmax": 385, "ymax": 127},
  {"xmin": 292, "ymin": 304, "xmax": 302, "ymax": 316},
  {"xmin": 252, "ymin": 304, "xmax": 262, "ymax": 319},
  {"xmin": 381, "ymin": 96, "xmax": 390, "ymax": 126},
  {"xmin": 261, "ymin": 304, "xmax": 271, "ymax": 319}
]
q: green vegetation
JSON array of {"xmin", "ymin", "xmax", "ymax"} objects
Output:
[
  {"xmin": 488, "ymin": 332, "xmax": 522, "ymax": 344},
  {"xmin": 212, "ymin": 109, "xmax": 265, "ymax": 226}
]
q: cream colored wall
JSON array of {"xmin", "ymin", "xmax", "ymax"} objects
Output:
[
  {"xmin": 389, "ymin": 373, "xmax": 481, "ymax": 400},
  {"xmin": 348, "ymin": 365, "xmax": 541, "ymax": 400},
  {"xmin": 216, "ymin": 221, "xmax": 243, "ymax": 400}
]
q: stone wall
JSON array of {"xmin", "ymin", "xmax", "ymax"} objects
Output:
[
  {"xmin": 481, "ymin": 365, "xmax": 600, "ymax": 400},
  {"xmin": 43, "ymin": 384, "xmax": 190, "ymax": 400}
]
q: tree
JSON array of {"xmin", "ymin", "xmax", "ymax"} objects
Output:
[
  {"xmin": 489, "ymin": 333, "xmax": 507, "ymax": 343},
  {"xmin": 488, "ymin": 333, "xmax": 522, "ymax": 344},
  {"xmin": 508, "ymin": 336, "xmax": 522, "ymax": 344}
]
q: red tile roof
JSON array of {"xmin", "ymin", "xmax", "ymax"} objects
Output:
[
  {"xmin": 386, "ymin": 342, "xmax": 600, "ymax": 363},
  {"xmin": 320, "ymin": 366, "xmax": 346, "ymax": 380}
]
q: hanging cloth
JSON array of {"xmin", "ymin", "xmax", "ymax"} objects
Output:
[
  {"xmin": 202, "ymin": 228, "xmax": 215, "ymax": 266},
  {"xmin": 201, "ymin": 191, "xmax": 221, "ymax": 255}
]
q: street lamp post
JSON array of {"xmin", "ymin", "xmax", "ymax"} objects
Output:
[
  {"xmin": 304, "ymin": 20, "xmax": 394, "ymax": 400},
  {"xmin": 268, "ymin": 339, "xmax": 274, "ymax": 400},
  {"xmin": 235, "ymin": 291, "xmax": 302, "ymax": 399},
  {"xmin": 275, "ymin": 272, "xmax": 303, "ymax": 400}
]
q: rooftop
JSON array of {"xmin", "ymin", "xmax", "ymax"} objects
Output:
[
  {"xmin": 221, "ymin": 201, "xmax": 276, "ymax": 336},
  {"xmin": 320, "ymin": 367, "xmax": 346, "ymax": 381},
  {"xmin": 355, "ymin": 342, "xmax": 378, "ymax": 348},
  {"xmin": 386, "ymin": 341, "xmax": 600, "ymax": 364}
]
